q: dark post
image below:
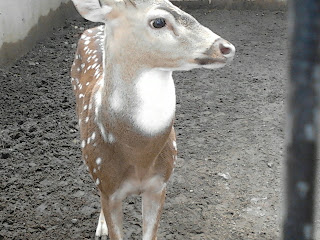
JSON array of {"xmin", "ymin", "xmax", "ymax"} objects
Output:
[{"xmin": 283, "ymin": 0, "xmax": 320, "ymax": 239}]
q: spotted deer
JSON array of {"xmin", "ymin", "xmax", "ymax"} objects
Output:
[{"xmin": 70, "ymin": 0, "xmax": 235, "ymax": 239}]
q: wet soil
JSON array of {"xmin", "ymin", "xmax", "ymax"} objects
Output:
[{"xmin": 0, "ymin": 9, "xmax": 287, "ymax": 240}]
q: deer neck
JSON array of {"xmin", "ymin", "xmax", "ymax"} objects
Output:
[{"xmin": 98, "ymin": 48, "xmax": 176, "ymax": 138}]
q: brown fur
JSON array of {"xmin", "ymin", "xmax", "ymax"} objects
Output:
[
  {"xmin": 70, "ymin": 0, "xmax": 234, "ymax": 238},
  {"xmin": 71, "ymin": 26, "xmax": 177, "ymax": 239}
]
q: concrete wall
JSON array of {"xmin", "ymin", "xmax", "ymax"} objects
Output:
[
  {"xmin": 172, "ymin": 0, "xmax": 287, "ymax": 10},
  {"xmin": 0, "ymin": 0, "xmax": 76, "ymax": 67}
]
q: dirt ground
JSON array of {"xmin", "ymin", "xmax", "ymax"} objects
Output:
[{"xmin": 0, "ymin": 9, "xmax": 288, "ymax": 240}]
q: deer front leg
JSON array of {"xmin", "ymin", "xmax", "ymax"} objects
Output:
[
  {"xmin": 100, "ymin": 194, "xmax": 124, "ymax": 240},
  {"xmin": 142, "ymin": 187, "xmax": 166, "ymax": 240}
]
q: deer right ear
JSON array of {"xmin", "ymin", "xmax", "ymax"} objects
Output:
[{"xmin": 72, "ymin": 0, "xmax": 112, "ymax": 23}]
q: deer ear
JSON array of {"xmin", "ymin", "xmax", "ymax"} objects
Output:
[{"xmin": 72, "ymin": 0, "xmax": 112, "ymax": 23}]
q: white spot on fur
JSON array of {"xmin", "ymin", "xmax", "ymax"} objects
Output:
[
  {"xmin": 91, "ymin": 132, "xmax": 96, "ymax": 140},
  {"xmin": 134, "ymin": 70, "xmax": 175, "ymax": 136},
  {"xmin": 96, "ymin": 157, "xmax": 102, "ymax": 165},
  {"xmin": 95, "ymin": 178, "xmax": 100, "ymax": 185},
  {"xmin": 98, "ymin": 123, "xmax": 108, "ymax": 142},
  {"xmin": 81, "ymin": 140, "xmax": 85, "ymax": 148},
  {"xmin": 173, "ymin": 141, "xmax": 177, "ymax": 150},
  {"xmin": 85, "ymin": 117, "xmax": 89, "ymax": 123},
  {"xmin": 79, "ymin": 94, "xmax": 85, "ymax": 99}
]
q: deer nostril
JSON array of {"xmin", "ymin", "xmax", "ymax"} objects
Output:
[{"xmin": 219, "ymin": 43, "xmax": 232, "ymax": 55}]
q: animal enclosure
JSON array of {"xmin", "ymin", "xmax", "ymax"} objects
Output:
[{"xmin": 0, "ymin": 7, "xmax": 291, "ymax": 240}]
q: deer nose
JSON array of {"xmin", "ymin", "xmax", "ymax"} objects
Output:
[{"xmin": 218, "ymin": 39, "xmax": 235, "ymax": 58}]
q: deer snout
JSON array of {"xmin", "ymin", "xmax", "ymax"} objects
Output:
[
  {"xmin": 216, "ymin": 39, "xmax": 235, "ymax": 59},
  {"xmin": 195, "ymin": 38, "xmax": 235, "ymax": 68}
]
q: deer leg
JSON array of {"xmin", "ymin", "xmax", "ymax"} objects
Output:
[
  {"xmin": 100, "ymin": 194, "xmax": 124, "ymax": 240},
  {"xmin": 142, "ymin": 187, "xmax": 166, "ymax": 240},
  {"xmin": 95, "ymin": 209, "xmax": 108, "ymax": 240}
]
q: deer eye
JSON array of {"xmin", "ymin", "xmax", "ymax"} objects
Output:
[{"xmin": 151, "ymin": 18, "xmax": 166, "ymax": 28}]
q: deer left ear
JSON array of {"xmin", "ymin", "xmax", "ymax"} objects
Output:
[{"xmin": 72, "ymin": 0, "xmax": 112, "ymax": 23}]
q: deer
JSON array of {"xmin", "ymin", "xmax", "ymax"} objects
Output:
[{"xmin": 70, "ymin": 0, "xmax": 235, "ymax": 239}]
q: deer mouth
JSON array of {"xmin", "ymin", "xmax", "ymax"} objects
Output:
[{"xmin": 194, "ymin": 57, "xmax": 226, "ymax": 66}]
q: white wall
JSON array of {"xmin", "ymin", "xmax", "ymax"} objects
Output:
[
  {"xmin": 0, "ymin": 0, "xmax": 75, "ymax": 66},
  {"xmin": 172, "ymin": 0, "xmax": 286, "ymax": 9},
  {"xmin": 0, "ymin": 0, "xmax": 70, "ymax": 49}
]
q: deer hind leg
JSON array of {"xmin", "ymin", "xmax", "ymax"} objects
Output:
[
  {"xmin": 142, "ymin": 187, "xmax": 166, "ymax": 240},
  {"xmin": 99, "ymin": 194, "xmax": 124, "ymax": 240},
  {"xmin": 95, "ymin": 209, "xmax": 108, "ymax": 240}
]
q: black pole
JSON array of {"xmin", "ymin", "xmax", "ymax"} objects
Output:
[{"xmin": 283, "ymin": 0, "xmax": 320, "ymax": 239}]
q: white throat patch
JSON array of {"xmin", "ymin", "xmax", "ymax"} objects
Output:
[{"xmin": 134, "ymin": 69, "xmax": 176, "ymax": 136}]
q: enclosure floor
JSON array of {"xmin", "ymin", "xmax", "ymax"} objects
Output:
[{"xmin": 1, "ymin": 9, "xmax": 289, "ymax": 240}]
